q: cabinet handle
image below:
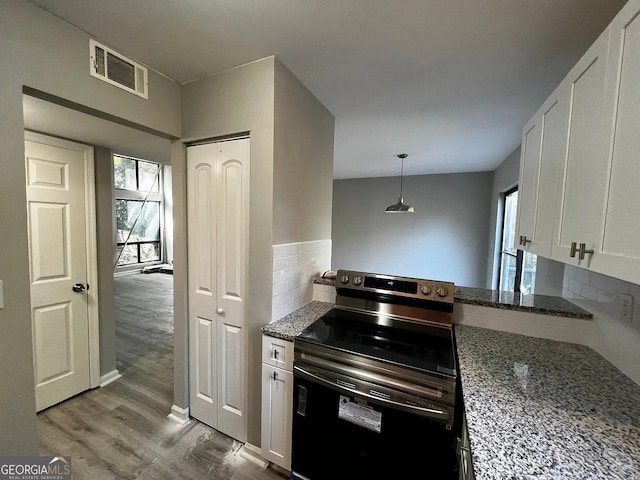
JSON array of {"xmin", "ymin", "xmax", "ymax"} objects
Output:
[
  {"xmin": 578, "ymin": 243, "xmax": 594, "ymax": 260},
  {"xmin": 520, "ymin": 235, "xmax": 531, "ymax": 246},
  {"xmin": 273, "ymin": 350, "xmax": 279, "ymax": 360},
  {"xmin": 272, "ymin": 371, "xmax": 278, "ymax": 381},
  {"xmin": 570, "ymin": 242, "xmax": 578, "ymax": 258}
]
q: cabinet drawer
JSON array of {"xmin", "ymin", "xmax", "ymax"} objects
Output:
[{"xmin": 262, "ymin": 335, "xmax": 294, "ymax": 371}]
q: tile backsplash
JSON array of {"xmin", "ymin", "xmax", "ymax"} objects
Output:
[
  {"xmin": 272, "ymin": 239, "xmax": 331, "ymax": 321},
  {"xmin": 563, "ymin": 265, "xmax": 640, "ymax": 386}
]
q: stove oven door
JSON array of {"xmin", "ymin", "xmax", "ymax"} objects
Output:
[{"xmin": 291, "ymin": 366, "xmax": 458, "ymax": 480}]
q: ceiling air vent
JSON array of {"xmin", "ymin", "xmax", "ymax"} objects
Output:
[{"xmin": 89, "ymin": 39, "xmax": 148, "ymax": 99}]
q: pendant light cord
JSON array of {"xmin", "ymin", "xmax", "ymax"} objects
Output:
[{"xmin": 400, "ymin": 156, "xmax": 404, "ymax": 198}]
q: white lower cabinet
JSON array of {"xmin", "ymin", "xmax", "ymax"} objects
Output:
[{"xmin": 261, "ymin": 335, "xmax": 294, "ymax": 471}]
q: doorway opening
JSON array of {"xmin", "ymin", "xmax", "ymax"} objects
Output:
[{"xmin": 22, "ymin": 93, "xmax": 175, "ymax": 412}]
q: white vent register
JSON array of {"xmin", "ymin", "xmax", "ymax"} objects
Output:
[{"xmin": 89, "ymin": 39, "xmax": 148, "ymax": 99}]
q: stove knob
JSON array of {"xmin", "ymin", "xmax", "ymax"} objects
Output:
[
  {"xmin": 436, "ymin": 287, "xmax": 448, "ymax": 297},
  {"xmin": 353, "ymin": 276, "xmax": 363, "ymax": 286},
  {"xmin": 340, "ymin": 275, "xmax": 350, "ymax": 284},
  {"xmin": 420, "ymin": 285, "xmax": 432, "ymax": 295}
]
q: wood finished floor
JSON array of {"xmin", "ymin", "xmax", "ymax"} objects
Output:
[{"xmin": 38, "ymin": 272, "xmax": 288, "ymax": 480}]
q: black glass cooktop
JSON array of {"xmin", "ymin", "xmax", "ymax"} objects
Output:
[{"xmin": 296, "ymin": 308, "xmax": 456, "ymax": 377}]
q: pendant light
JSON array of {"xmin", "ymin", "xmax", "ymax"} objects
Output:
[{"xmin": 385, "ymin": 153, "xmax": 415, "ymax": 213}]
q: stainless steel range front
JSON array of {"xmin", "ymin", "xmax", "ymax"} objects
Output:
[{"xmin": 291, "ymin": 270, "xmax": 459, "ymax": 480}]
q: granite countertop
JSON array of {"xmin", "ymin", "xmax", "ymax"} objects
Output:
[
  {"xmin": 261, "ymin": 301, "xmax": 334, "ymax": 341},
  {"xmin": 313, "ymin": 278, "xmax": 593, "ymax": 319},
  {"xmin": 455, "ymin": 286, "xmax": 593, "ymax": 319},
  {"xmin": 455, "ymin": 324, "xmax": 640, "ymax": 480}
]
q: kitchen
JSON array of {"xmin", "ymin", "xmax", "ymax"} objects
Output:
[{"xmin": 1, "ymin": 0, "xmax": 639, "ymax": 478}]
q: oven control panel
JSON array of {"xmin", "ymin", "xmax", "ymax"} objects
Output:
[{"xmin": 336, "ymin": 269, "xmax": 455, "ymax": 304}]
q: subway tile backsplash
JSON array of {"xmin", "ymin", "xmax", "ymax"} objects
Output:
[
  {"xmin": 271, "ymin": 239, "xmax": 331, "ymax": 322},
  {"xmin": 563, "ymin": 265, "xmax": 640, "ymax": 386}
]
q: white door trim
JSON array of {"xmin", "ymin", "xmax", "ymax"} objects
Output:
[{"xmin": 24, "ymin": 131, "xmax": 101, "ymax": 389}]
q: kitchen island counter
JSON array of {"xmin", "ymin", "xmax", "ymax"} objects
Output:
[
  {"xmin": 455, "ymin": 324, "xmax": 640, "ymax": 480},
  {"xmin": 313, "ymin": 279, "xmax": 593, "ymax": 319}
]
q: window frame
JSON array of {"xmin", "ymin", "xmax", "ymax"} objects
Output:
[
  {"xmin": 498, "ymin": 186, "xmax": 524, "ymax": 293},
  {"xmin": 113, "ymin": 155, "xmax": 164, "ymax": 272}
]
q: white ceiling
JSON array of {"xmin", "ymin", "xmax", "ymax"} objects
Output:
[{"xmin": 27, "ymin": 0, "xmax": 626, "ymax": 179}]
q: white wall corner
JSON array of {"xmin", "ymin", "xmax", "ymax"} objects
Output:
[
  {"xmin": 99, "ymin": 369, "xmax": 122, "ymax": 387},
  {"xmin": 167, "ymin": 405, "xmax": 190, "ymax": 424}
]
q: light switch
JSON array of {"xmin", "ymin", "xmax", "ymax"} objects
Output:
[{"xmin": 0, "ymin": 280, "xmax": 3, "ymax": 309}]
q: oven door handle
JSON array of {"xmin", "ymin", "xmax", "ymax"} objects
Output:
[{"xmin": 294, "ymin": 365, "xmax": 451, "ymax": 424}]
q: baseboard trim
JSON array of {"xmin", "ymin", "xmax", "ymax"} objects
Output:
[
  {"xmin": 240, "ymin": 443, "xmax": 269, "ymax": 469},
  {"xmin": 167, "ymin": 405, "xmax": 190, "ymax": 424},
  {"xmin": 99, "ymin": 369, "xmax": 122, "ymax": 387}
]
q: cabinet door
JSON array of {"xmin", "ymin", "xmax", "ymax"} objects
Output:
[
  {"xmin": 261, "ymin": 364, "xmax": 293, "ymax": 471},
  {"xmin": 591, "ymin": 0, "xmax": 640, "ymax": 284},
  {"xmin": 515, "ymin": 117, "xmax": 541, "ymax": 249},
  {"xmin": 516, "ymin": 87, "xmax": 568, "ymax": 258},
  {"xmin": 552, "ymin": 27, "xmax": 613, "ymax": 265},
  {"xmin": 262, "ymin": 335, "xmax": 294, "ymax": 371},
  {"xmin": 531, "ymin": 92, "xmax": 568, "ymax": 257}
]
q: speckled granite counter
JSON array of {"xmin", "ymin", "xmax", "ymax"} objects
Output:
[
  {"xmin": 455, "ymin": 286, "xmax": 593, "ymax": 319},
  {"xmin": 455, "ymin": 324, "xmax": 640, "ymax": 480},
  {"xmin": 261, "ymin": 301, "xmax": 334, "ymax": 341},
  {"xmin": 313, "ymin": 278, "xmax": 592, "ymax": 319}
]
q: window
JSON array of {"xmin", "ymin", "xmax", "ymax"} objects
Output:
[
  {"xmin": 498, "ymin": 187, "xmax": 537, "ymax": 293},
  {"xmin": 114, "ymin": 155, "xmax": 163, "ymax": 268}
]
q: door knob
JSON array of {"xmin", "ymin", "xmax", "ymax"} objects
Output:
[
  {"xmin": 216, "ymin": 308, "xmax": 225, "ymax": 315},
  {"xmin": 72, "ymin": 283, "xmax": 86, "ymax": 293}
]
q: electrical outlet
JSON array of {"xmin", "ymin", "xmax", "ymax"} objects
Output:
[{"xmin": 619, "ymin": 294, "xmax": 633, "ymax": 322}]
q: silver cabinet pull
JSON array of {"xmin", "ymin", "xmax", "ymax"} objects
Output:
[
  {"xmin": 570, "ymin": 242, "xmax": 578, "ymax": 257},
  {"xmin": 578, "ymin": 243, "xmax": 594, "ymax": 260}
]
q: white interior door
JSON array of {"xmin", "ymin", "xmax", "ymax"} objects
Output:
[
  {"xmin": 187, "ymin": 138, "xmax": 249, "ymax": 442},
  {"xmin": 25, "ymin": 134, "xmax": 97, "ymax": 411}
]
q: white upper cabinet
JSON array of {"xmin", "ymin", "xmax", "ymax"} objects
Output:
[
  {"xmin": 551, "ymin": 26, "xmax": 613, "ymax": 266},
  {"xmin": 516, "ymin": 82, "xmax": 568, "ymax": 258},
  {"xmin": 590, "ymin": 0, "xmax": 640, "ymax": 284},
  {"xmin": 515, "ymin": 118, "xmax": 541, "ymax": 249},
  {"xmin": 518, "ymin": 0, "xmax": 640, "ymax": 285}
]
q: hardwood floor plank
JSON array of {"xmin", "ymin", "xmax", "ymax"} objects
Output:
[{"xmin": 38, "ymin": 272, "xmax": 287, "ymax": 480}]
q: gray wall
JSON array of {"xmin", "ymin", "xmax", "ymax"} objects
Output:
[
  {"xmin": 332, "ymin": 172, "xmax": 493, "ymax": 287},
  {"xmin": 0, "ymin": 0, "xmax": 180, "ymax": 454},
  {"xmin": 273, "ymin": 59, "xmax": 334, "ymax": 244},
  {"xmin": 179, "ymin": 57, "xmax": 276, "ymax": 447}
]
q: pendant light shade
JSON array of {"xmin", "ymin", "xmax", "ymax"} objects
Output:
[{"xmin": 385, "ymin": 154, "xmax": 415, "ymax": 213}]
